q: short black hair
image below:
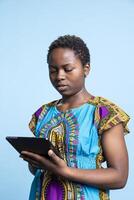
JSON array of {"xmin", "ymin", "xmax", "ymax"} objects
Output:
[{"xmin": 47, "ymin": 35, "xmax": 90, "ymax": 66}]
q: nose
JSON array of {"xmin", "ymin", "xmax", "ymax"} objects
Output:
[{"xmin": 56, "ymin": 69, "xmax": 65, "ymax": 81}]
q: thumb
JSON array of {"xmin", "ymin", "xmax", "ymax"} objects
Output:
[{"xmin": 48, "ymin": 150, "xmax": 60, "ymax": 164}]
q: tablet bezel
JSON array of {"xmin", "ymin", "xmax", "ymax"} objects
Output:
[{"xmin": 6, "ymin": 136, "xmax": 62, "ymax": 159}]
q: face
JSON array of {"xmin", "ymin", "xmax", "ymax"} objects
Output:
[{"xmin": 48, "ymin": 48, "xmax": 89, "ymax": 97}]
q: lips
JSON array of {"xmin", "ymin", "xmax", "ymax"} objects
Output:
[{"xmin": 56, "ymin": 84, "xmax": 68, "ymax": 91}]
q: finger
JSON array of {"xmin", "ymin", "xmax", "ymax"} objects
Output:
[
  {"xmin": 22, "ymin": 157, "xmax": 41, "ymax": 169},
  {"xmin": 21, "ymin": 151, "xmax": 45, "ymax": 162},
  {"xmin": 20, "ymin": 155, "xmax": 33, "ymax": 163},
  {"xmin": 29, "ymin": 162, "xmax": 39, "ymax": 169},
  {"xmin": 21, "ymin": 151, "xmax": 38, "ymax": 157},
  {"xmin": 21, "ymin": 151, "xmax": 55, "ymax": 170},
  {"xmin": 20, "ymin": 154, "xmax": 39, "ymax": 166},
  {"xmin": 48, "ymin": 150, "xmax": 61, "ymax": 164}
]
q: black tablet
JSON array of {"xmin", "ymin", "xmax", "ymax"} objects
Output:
[{"xmin": 6, "ymin": 136, "xmax": 62, "ymax": 159}]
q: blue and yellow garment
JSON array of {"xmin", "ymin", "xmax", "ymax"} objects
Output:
[{"xmin": 28, "ymin": 96, "xmax": 130, "ymax": 200}]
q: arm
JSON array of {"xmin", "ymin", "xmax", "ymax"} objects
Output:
[
  {"xmin": 65, "ymin": 123, "xmax": 128, "ymax": 189},
  {"xmin": 20, "ymin": 123, "xmax": 128, "ymax": 190}
]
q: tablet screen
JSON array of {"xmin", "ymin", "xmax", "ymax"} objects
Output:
[{"xmin": 6, "ymin": 136, "xmax": 62, "ymax": 159}]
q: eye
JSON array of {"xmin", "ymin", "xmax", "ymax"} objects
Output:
[
  {"xmin": 49, "ymin": 67, "xmax": 57, "ymax": 74},
  {"xmin": 64, "ymin": 67, "xmax": 74, "ymax": 72},
  {"xmin": 50, "ymin": 70, "xmax": 57, "ymax": 74}
]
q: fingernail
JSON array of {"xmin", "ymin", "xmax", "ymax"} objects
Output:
[{"xmin": 48, "ymin": 149, "xmax": 53, "ymax": 156}]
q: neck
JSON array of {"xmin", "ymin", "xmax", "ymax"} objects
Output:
[{"xmin": 62, "ymin": 88, "xmax": 92, "ymax": 106}]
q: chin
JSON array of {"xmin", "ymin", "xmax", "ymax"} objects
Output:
[{"xmin": 58, "ymin": 90, "xmax": 73, "ymax": 97}]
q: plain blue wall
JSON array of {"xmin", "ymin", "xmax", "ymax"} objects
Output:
[{"xmin": 0, "ymin": 0, "xmax": 133, "ymax": 199}]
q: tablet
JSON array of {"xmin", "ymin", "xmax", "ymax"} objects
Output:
[{"xmin": 6, "ymin": 136, "xmax": 62, "ymax": 159}]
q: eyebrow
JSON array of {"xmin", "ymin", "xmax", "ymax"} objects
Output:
[{"xmin": 49, "ymin": 63, "xmax": 73, "ymax": 68}]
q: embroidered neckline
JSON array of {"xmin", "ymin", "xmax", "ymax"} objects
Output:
[{"xmin": 49, "ymin": 95, "xmax": 99, "ymax": 113}]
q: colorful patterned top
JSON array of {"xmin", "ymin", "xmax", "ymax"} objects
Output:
[{"xmin": 28, "ymin": 96, "xmax": 130, "ymax": 200}]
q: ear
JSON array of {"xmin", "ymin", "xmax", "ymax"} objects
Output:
[{"xmin": 83, "ymin": 64, "xmax": 90, "ymax": 77}]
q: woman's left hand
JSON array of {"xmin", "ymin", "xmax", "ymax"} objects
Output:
[{"xmin": 20, "ymin": 150, "xmax": 69, "ymax": 177}]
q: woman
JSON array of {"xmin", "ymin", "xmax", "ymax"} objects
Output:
[{"xmin": 21, "ymin": 35, "xmax": 130, "ymax": 200}]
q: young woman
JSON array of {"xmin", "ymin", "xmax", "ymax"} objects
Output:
[{"xmin": 21, "ymin": 35, "xmax": 130, "ymax": 200}]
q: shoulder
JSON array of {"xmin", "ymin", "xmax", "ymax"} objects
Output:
[
  {"xmin": 33, "ymin": 99, "xmax": 59, "ymax": 118},
  {"xmin": 29, "ymin": 99, "xmax": 59, "ymax": 135},
  {"xmin": 92, "ymin": 96, "xmax": 130, "ymax": 134}
]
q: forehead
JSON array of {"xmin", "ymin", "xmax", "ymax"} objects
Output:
[{"xmin": 49, "ymin": 48, "xmax": 81, "ymax": 66}]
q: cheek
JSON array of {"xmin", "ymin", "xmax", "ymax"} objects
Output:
[
  {"xmin": 69, "ymin": 71, "xmax": 84, "ymax": 83},
  {"xmin": 49, "ymin": 73, "xmax": 55, "ymax": 82},
  {"xmin": 49, "ymin": 75, "xmax": 55, "ymax": 88},
  {"xmin": 68, "ymin": 75, "xmax": 85, "ymax": 92}
]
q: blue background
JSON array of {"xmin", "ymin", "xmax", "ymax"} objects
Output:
[{"xmin": 0, "ymin": 0, "xmax": 133, "ymax": 199}]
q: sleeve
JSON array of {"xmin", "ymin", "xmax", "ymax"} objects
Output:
[
  {"xmin": 95, "ymin": 97, "xmax": 130, "ymax": 135},
  {"xmin": 29, "ymin": 106, "xmax": 44, "ymax": 136}
]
